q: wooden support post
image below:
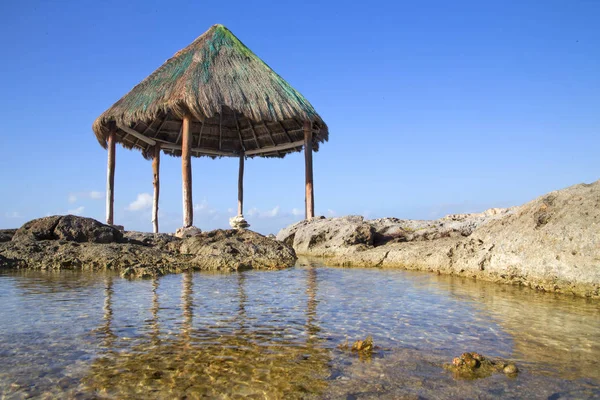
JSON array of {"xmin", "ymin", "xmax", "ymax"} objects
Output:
[
  {"xmin": 106, "ymin": 130, "xmax": 116, "ymax": 225},
  {"xmin": 182, "ymin": 115, "xmax": 193, "ymax": 227},
  {"xmin": 152, "ymin": 144, "xmax": 160, "ymax": 233},
  {"xmin": 304, "ymin": 121, "xmax": 314, "ymax": 220},
  {"xmin": 238, "ymin": 154, "xmax": 244, "ymax": 216}
]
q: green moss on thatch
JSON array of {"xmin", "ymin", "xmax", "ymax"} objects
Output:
[{"xmin": 92, "ymin": 24, "xmax": 327, "ymax": 152}]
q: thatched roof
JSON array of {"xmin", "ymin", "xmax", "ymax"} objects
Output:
[{"xmin": 92, "ymin": 24, "xmax": 328, "ymax": 159}]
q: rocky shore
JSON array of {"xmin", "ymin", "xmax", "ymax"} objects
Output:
[
  {"xmin": 278, "ymin": 180, "xmax": 600, "ymax": 298},
  {"xmin": 0, "ymin": 215, "xmax": 296, "ymax": 278}
]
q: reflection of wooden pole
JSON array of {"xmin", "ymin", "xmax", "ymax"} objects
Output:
[
  {"xmin": 181, "ymin": 271, "xmax": 193, "ymax": 342},
  {"xmin": 150, "ymin": 276, "xmax": 160, "ymax": 344},
  {"xmin": 306, "ymin": 266, "xmax": 319, "ymax": 340},
  {"xmin": 101, "ymin": 276, "xmax": 115, "ymax": 350},
  {"xmin": 303, "ymin": 121, "xmax": 314, "ymax": 220},
  {"xmin": 152, "ymin": 145, "xmax": 160, "ymax": 233},
  {"xmin": 106, "ymin": 130, "xmax": 116, "ymax": 225},
  {"xmin": 237, "ymin": 272, "xmax": 247, "ymax": 333},
  {"xmin": 238, "ymin": 154, "xmax": 244, "ymax": 216},
  {"xmin": 182, "ymin": 115, "xmax": 193, "ymax": 227}
]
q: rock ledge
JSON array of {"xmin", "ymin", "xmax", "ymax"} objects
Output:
[
  {"xmin": 277, "ymin": 180, "xmax": 600, "ymax": 298},
  {"xmin": 0, "ymin": 215, "xmax": 296, "ymax": 278}
]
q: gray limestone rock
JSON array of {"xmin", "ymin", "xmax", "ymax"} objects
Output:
[
  {"xmin": 277, "ymin": 180, "xmax": 600, "ymax": 298},
  {"xmin": 175, "ymin": 226, "xmax": 202, "ymax": 238}
]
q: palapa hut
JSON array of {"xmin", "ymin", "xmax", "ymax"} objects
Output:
[{"xmin": 92, "ymin": 24, "xmax": 328, "ymax": 233}]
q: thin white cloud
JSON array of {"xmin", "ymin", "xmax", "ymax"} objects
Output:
[
  {"xmin": 327, "ymin": 209, "xmax": 337, "ymax": 217},
  {"xmin": 127, "ymin": 193, "xmax": 153, "ymax": 211},
  {"xmin": 194, "ymin": 199, "xmax": 218, "ymax": 216},
  {"xmin": 263, "ymin": 206, "xmax": 280, "ymax": 218},
  {"xmin": 291, "ymin": 208, "xmax": 303, "ymax": 216},
  {"xmin": 5, "ymin": 211, "xmax": 24, "ymax": 219},
  {"xmin": 245, "ymin": 206, "xmax": 281, "ymax": 219},
  {"xmin": 68, "ymin": 206, "xmax": 85, "ymax": 216},
  {"xmin": 194, "ymin": 199, "xmax": 208, "ymax": 211},
  {"xmin": 68, "ymin": 191, "xmax": 104, "ymax": 204}
]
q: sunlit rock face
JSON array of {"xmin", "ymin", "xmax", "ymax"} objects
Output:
[
  {"xmin": 174, "ymin": 226, "xmax": 202, "ymax": 238},
  {"xmin": 278, "ymin": 180, "xmax": 600, "ymax": 297}
]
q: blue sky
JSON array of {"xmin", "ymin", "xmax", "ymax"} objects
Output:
[{"xmin": 0, "ymin": 0, "xmax": 598, "ymax": 234}]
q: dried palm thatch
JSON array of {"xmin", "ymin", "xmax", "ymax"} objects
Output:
[{"xmin": 92, "ymin": 24, "xmax": 328, "ymax": 159}]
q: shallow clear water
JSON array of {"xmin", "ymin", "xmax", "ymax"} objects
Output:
[{"xmin": 0, "ymin": 259, "xmax": 599, "ymax": 399}]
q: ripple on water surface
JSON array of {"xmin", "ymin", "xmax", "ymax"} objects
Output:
[{"xmin": 0, "ymin": 260, "xmax": 598, "ymax": 399}]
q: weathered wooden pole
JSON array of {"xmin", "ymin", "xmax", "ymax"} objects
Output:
[
  {"xmin": 152, "ymin": 144, "xmax": 161, "ymax": 233},
  {"xmin": 303, "ymin": 121, "xmax": 314, "ymax": 220},
  {"xmin": 181, "ymin": 115, "xmax": 193, "ymax": 227},
  {"xmin": 238, "ymin": 154, "xmax": 244, "ymax": 216},
  {"xmin": 106, "ymin": 130, "xmax": 116, "ymax": 225}
]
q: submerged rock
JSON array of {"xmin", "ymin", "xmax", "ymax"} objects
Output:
[
  {"xmin": 0, "ymin": 216, "xmax": 296, "ymax": 277},
  {"xmin": 351, "ymin": 336, "xmax": 374, "ymax": 353},
  {"xmin": 338, "ymin": 336, "xmax": 376, "ymax": 361},
  {"xmin": 277, "ymin": 180, "xmax": 600, "ymax": 298},
  {"xmin": 443, "ymin": 352, "xmax": 518, "ymax": 379}
]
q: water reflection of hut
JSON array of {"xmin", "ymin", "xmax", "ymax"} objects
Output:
[
  {"xmin": 92, "ymin": 24, "xmax": 328, "ymax": 232},
  {"xmin": 305, "ymin": 265, "xmax": 320, "ymax": 342},
  {"xmin": 85, "ymin": 271, "xmax": 331, "ymax": 398},
  {"xmin": 180, "ymin": 271, "xmax": 193, "ymax": 346},
  {"xmin": 98, "ymin": 276, "xmax": 116, "ymax": 351},
  {"xmin": 149, "ymin": 276, "xmax": 160, "ymax": 345}
]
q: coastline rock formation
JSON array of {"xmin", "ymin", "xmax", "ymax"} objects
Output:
[
  {"xmin": 278, "ymin": 180, "xmax": 600, "ymax": 298},
  {"xmin": 0, "ymin": 215, "xmax": 296, "ymax": 278}
]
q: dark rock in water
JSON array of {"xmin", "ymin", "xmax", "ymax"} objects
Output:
[
  {"xmin": 443, "ymin": 352, "xmax": 518, "ymax": 380},
  {"xmin": 351, "ymin": 336, "xmax": 374, "ymax": 353},
  {"xmin": 0, "ymin": 216, "xmax": 296, "ymax": 277},
  {"xmin": 0, "ymin": 229, "xmax": 16, "ymax": 243}
]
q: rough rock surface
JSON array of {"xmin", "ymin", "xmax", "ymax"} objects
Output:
[
  {"xmin": 277, "ymin": 180, "xmax": 600, "ymax": 298},
  {"xmin": 0, "ymin": 216, "xmax": 296, "ymax": 278},
  {"xmin": 12, "ymin": 215, "xmax": 122, "ymax": 243},
  {"xmin": 174, "ymin": 226, "xmax": 202, "ymax": 238},
  {"xmin": 180, "ymin": 229, "xmax": 296, "ymax": 270},
  {"xmin": 0, "ymin": 229, "xmax": 16, "ymax": 243}
]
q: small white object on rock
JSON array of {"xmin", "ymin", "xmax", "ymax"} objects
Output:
[
  {"xmin": 229, "ymin": 215, "xmax": 250, "ymax": 229},
  {"xmin": 175, "ymin": 226, "xmax": 202, "ymax": 238}
]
